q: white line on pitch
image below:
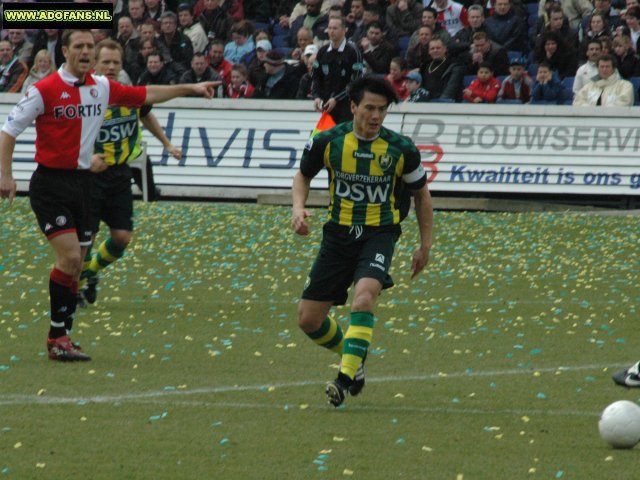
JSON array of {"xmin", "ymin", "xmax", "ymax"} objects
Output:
[{"xmin": 0, "ymin": 363, "xmax": 626, "ymax": 407}]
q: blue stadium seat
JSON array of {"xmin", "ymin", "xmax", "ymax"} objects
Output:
[
  {"xmin": 629, "ymin": 76, "xmax": 640, "ymax": 105},
  {"xmin": 271, "ymin": 34, "xmax": 289, "ymax": 48},
  {"xmin": 463, "ymin": 74, "xmax": 475, "ymax": 88},
  {"xmin": 528, "ymin": 62, "xmax": 538, "ymax": 77},
  {"xmin": 527, "ymin": 3, "xmax": 538, "ymax": 17},
  {"xmin": 275, "ymin": 46, "xmax": 293, "ymax": 57},
  {"xmin": 496, "ymin": 99, "xmax": 522, "ymax": 104},
  {"xmin": 253, "ymin": 21, "xmax": 271, "ymax": 33},
  {"xmin": 398, "ymin": 36, "xmax": 411, "ymax": 57},
  {"xmin": 561, "ymin": 76, "xmax": 574, "ymax": 104},
  {"xmin": 272, "ymin": 23, "xmax": 290, "ymax": 37}
]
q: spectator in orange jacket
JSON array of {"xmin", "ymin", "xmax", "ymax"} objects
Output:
[{"xmin": 463, "ymin": 62, "xmax": 500, "ymax": 103}]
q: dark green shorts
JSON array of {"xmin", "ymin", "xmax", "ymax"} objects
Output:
[
  {"xmin": 302, "ymin": 222, "xmax": 401, "ymax": 305},
  {"xmin": 89, "ymin": 163, "xmax": 134, "ymax": 233}
]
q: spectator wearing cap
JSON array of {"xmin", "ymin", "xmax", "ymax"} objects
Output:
[
  {"xmin": 208, "ymin": 38, "xmax": 233, "ymax": 86},
  {"xmin": 404, "ymin": 70, "xmax": 430, "ymax": 102},
  {"xmin": 178, "ymin": 3, "xmax": 209, "ymax": 54},
  {"xmin": 254, "ymin": 50, "xmax": 302, "ymax": 99},
  {"xmin": 247, "ymin": 38, "xmax": 271, "ymax": 86},
  {"xmin": 158, "ymin": 11, "xmax": 194, "ymax": 73},
  {"xmin": 296, "ymin": 44, "xmax": 318, "ymax": 98},
  {"xmin": 224, "ymin": 20, "xmax": 255, "ymax": 64},
  {"xmin": 497, "ymin": 57, "xmax": 533, "ymax": 102},
  {"xmin": 179, "ymin": 52, "xmax": 224, "ymax": 96},
  {"xmin": 198, "ymin": 0, "xmax": 234, "ymax": 43},
  {"xmin": 358, "ymin": 21, "xmax": 395, "ymax": 74}
]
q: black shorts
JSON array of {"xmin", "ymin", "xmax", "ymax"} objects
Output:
[
  {"xmin": 302, "ymin": 222, "xmax": 401, "ymax": 305},
  {"xmin": 29, "ymin": 164, "xmax": 94, "ymax": 246},
  {"xmin": 90, "ymin": 163, "xmax": 134, "ymax": 233}
]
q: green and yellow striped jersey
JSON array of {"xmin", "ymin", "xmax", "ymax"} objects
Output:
[
  {"xmin": 300, "ymin": 122, "xmax": 427, "ymax": 227},
  {"xmin": 94, "ymin": 105, "xmax": 143, "ymax": 166}
]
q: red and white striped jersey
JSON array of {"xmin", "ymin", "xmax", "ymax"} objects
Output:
[
  {"xmin": 2, "ymin": 66, "xmax": 147, "ymax": 170},
  {"xmin": 433, "ymin": 0, "xmax": 469, "ymax": 37}
]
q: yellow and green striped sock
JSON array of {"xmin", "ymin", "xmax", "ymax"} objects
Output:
[
  {"xmin": 89, "ymin": 237, "xmax": 126, "ymax": 275},
  {"xmin": 340, "ymin": 311, "xmax": 374, "ymax": 380},
  {"xmin": 306, "ymin": 316, "xmax": 344, "ymax": 355}
]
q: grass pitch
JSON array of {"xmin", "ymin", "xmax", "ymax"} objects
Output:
[{"xmin": 1, "ymin": 198, "xmax": 640, "ymax": 479}]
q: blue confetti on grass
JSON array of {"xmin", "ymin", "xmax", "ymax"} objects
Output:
[
  {"xmin": 219, "ymin": 438, "xmax": 230, "ymax": 446},
  {"xmin": 149, "ymin": 412, "xmax": 168, "ymax": 421},
  {"xmin": 537, "ymin": 393, "xmax": 547, "ymax": 399},
  {"xmin": 555, "ymin": 470, "xmax": 564, "ymax": 478}
]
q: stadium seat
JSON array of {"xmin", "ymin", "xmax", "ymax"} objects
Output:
[
  {"xmin": 272, "ymin": 23, "xmax": 290, "ymax": 37},
  {"xmin": 630, "ymin": 76, "xmax": 640, "ymax": 105},
  {"xmin": 253, "ymin": 21, "xmax": 271, "ymax": 33},
  {"xmin": 398, "ymin": 36, "xmax": 411, "ymax": 57},
  {"xmin": 561, "ymin": 76, "xmax": 574, "ymax": 104},
  {"xmin": 526, "ymin": 3, "xmax": 538, "ymax": 17},
  {"xmin": 463, "ymin": 74, "xmax": 475, "ymax": 88},
  {"xmin": 496, "ymin": 99, "xmax": 522, "ymax": 104},
  {"xmin": 275, "ymin": 46, "xmax": 293, "ymax": 57},
  {"xmin": 429, "ymin": 98, "xmax": 455, "ymax": 103},
  {"xmin": 528, "ymin": 62, "xmax": 538, "ymax": 77},
  {"xmin": 271, "ymin": 34, "xmax": 289, "ymax": 48}
]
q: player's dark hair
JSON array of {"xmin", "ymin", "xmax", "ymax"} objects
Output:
[
  {"xmin": 62, "ymin": 29, "xmax": 92, "ymax": 47},
  {"xmin": 348, "ymin": 75, "xmax": 398, "ymax": 106}
]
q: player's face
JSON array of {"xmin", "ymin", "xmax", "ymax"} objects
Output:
[
  {"xmin": 95, "ymin": 48, "xmax": 123, "ymax": 80},
  {"xmin": 63, "ymin": 31, "xmax": 96, "ymax": 78},
  {"xmin": 351, "ymin": 91, "xmax": 389, "ymax": 139}
]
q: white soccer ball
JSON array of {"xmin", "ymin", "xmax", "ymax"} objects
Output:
[{"xmin": 599, "ymin": 400, "xmax": 640, "ymax": 449}]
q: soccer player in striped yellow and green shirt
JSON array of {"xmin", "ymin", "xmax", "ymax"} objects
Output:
[
  {"xmin": 78, "ymin": 39, "xmax": 182, "ymax": 306},
  {"xmin": 292, "ymin": 75, "xmax": 434, "ymax": 407}
]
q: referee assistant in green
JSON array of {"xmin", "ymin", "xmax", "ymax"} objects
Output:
[{"xmin": 291, "ymin": 75, "xmax": 434, "ymax": 407}]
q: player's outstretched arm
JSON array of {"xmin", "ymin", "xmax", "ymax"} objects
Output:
[
  {"xmin": 411, "ymin": 185, "xmax": 433, "ymax": 278},
  {"xmin": 0, "ymin": 131, "xmax": 17, "ymax": 206},
  {"xmin": 140, "ymin": 113, "xmax": 182, "ymax": 160},
  {"xmin": 292, "ymin": 170, "xmax": 312, "ymax": 236},
  {"xmin": 144, "ymin": 81, "xmax": 222, "ymax": 105}
]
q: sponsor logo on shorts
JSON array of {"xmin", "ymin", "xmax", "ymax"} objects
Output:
[
  {"xmin": 369, "ymin": 253, "xmax": 386, "ymax": 271},
  {"xmin": 375, "ymin": 253, "xmax": 385, "ymax": 264},
  {"xmin": 55, "ymin": 215, "xmax": 67, "ymax": 226}
]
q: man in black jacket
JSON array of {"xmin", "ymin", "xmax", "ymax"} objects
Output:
[
  {"xmin": 254, "ymin": 50, "xmax": 301, "ymax": 99},
  {"xmin": 311, "ymin": 17, "xmax": 364, "ymax": 124},
  {"xmin": 158, "ymin": 11, "xmax": 194, "ymax": 74}
]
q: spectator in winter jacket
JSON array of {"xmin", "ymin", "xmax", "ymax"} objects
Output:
[
  {"xmin": 178, "ymin": 3, "xmax": 209, "ymax": 54},
  {"xmin": 0, "ymin": 41, "xmax": 28, "ymax": 93},
  {"xmin": 198, "ymin": 0, "xmax": 233, "ymax": 42},
  {"xmin": 224, "ymin": 20, "xmax": 255, "ymax": 64},
  {"xmin": 484, "ymin": 0, "xmax": 528, "ymax": 53},
  {"xmin": 137, "ymin": 52, "xmax": 178, "ymax": 85},
  {"xmin": 463, "ymin": 63, "xmax": 500, "ymax": 103},
  {"xmin": 384, "ymin": 56, "xmax": 410, "ymax": 101},
  {"xmin": 254, "ymin": 50, "xmax": 301, "ymax": 99},
  {"xmin": 612, "ymin": 35, "xmax": 640, "ymax": 79},
  {"xmin": 179, "ymin": 52, "xmax": 224, "ymax": 96},
  {"xmin": 498, "ymin": 58, "xmax": 533, "ymax": 102},
  {"xmin": 573, "ymin": 54, "xmax": 634, "ymax": 106},
  {"xmin": 530, "ymin": 62, "xmax": 565, "ymax": 104},
  {"xmin": 359, "ymin": 22, "xmax": 396, "ymax": 74},
  {"xmin": 158, "ymin": 11, "xmax": 194, "ymax": 73}
]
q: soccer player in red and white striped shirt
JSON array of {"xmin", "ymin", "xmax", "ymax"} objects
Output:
[{"xmin": 0, "ymin": 29, "xmax": 216, "ymax": 361}]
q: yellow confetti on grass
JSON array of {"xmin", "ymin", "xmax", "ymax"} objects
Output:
[
  {"xmin": 299, "ymin": 404, "xmax": 309, "ymax": 410},
  {"xmin": 14, "ymin": 442, "xmax": 22, "ymax": 449},
  {"xmin": 394, "ymin": 393, "xmax": 405, "ymax": 398},
  {"xmin": 35, "ymin": 463, "xmax": 46, "ymax": 468},
  {"xmin": 254, "ymin": 351, "xmax": 262, "ymax": 356},
  {"xmin": 37, "ymin": 389, "xmax": 46, "ymax": 396},
  {"xmin": 521, "ymin": 416, "xmax": 530, "ymax": 423},
  {"xmin": 605, "ymin": 456, "xmax": 614, "ymax": 462},
  {"xmin": 421, "ymin": 446, "xmax": 433, "ymax": 452},
  {"xmin": 333, "ymin": 436, "xmax": 345, "ymax": 442},
  {"xmin": 343, "ymin": 469, "xmax": 354, "ymax": 476}
]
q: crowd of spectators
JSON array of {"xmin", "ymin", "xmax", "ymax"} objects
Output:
[{"xmin": 2, "ymin": 0, "xmax": 640, "ymax": 106}]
